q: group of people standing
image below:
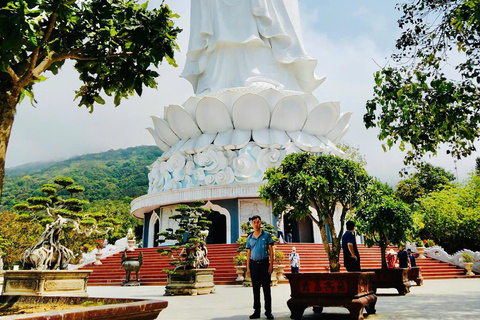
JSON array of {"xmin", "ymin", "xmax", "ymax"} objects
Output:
[
  {"xmin": 387, "ymin": 246, "xmax": 417, "ymax": 269},
  {"xmin": 342, "ymin": 220, "xmax": 417, "ymax": 271}
]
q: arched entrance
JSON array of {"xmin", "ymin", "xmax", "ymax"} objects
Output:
[
  {"xmin": 148, "ymin": 211, "xmax": 160, "ymax": 247},
  {"xmin": 206, "ymin": 211, "xmax": 227, "ymax": 244},
  {"xmin": 202, "ymin": 201, "xmax": 231, "ymax": 244}
]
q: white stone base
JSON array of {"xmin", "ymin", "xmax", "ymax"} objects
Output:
[{"xmin": 2, "ymin": 270, "xmax": 92, "ymax": 297}]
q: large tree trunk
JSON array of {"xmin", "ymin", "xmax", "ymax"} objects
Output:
[
  {"xmin": 326, "ymin": 216, "xmax": 341, "ymax": 272},
  {"xmin": 380, "ymin": 244, "xmax": 388, "ymax": 269},
  {"xmin": 0, "ymin": 91, "xmax": 18, "ymax": 198}
]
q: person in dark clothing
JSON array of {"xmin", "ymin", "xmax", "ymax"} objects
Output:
[
  {"xmin": 246, "ymin": 215, "xmax": 275, "ymax": 320},
  {"xmin": 342, "ymin": 220, "xmax": 361, "ymax": 271},
  {"xmin": 285, "ymin": 222, "xmax": 293, "ymax": 243},
  {"xmin": 407, "ymin": 248, "xmax": 416, "ymax": 267},
  {"xmin": 397, "ymin": 244, "xmax": 410, "ymax": 268}
]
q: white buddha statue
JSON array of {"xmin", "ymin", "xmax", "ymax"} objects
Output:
[{"xmin": 181, "ymin": 0, "xmax": 325, "ymax": 95}]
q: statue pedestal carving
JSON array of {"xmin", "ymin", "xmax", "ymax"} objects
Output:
[
  {"xmin": 165, "ymin": 268, "xmax": 215, "ymax": 296},
  {"xmin": 2, "ymin": 270, "xmax": 92, "ymax": 297}
]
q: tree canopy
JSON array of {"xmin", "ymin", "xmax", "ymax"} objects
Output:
[
  {"xmin": 259, "ymin": 153, "xmax": 371, "ymax": 272},
  {"xmin": 395, "ymin": 162, "xmax": 456, "ymax": 204},
  {"xmin": 354, "ymin": 180, "xmax": 413, "ymax": 269},
  {"xmin": 417, "ymin": 174, "xmax": 480, "ymax": 252},
  {"xmin": 364, "ymin": 0, "xmax": 480, "ymax": 167},
  {"xmin": 0, "ymin": 0, "xmax": 181, "ymax": 197}
]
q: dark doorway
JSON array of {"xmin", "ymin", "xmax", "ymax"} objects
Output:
[
  {"xmin": 206, "ymin": 211, "xmax": 227, "ymax": 244},
  {"xmin": 153, "ymin": 217, "xmax": 160, "ymax": 247},
  {"xmin": 296, "ymin": 217, "xmax": 314, "ymax": 243}
]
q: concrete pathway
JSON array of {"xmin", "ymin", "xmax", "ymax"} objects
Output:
[{"xmin": 88, "ymin": 279, "xmax": 480, "ymax": 320}]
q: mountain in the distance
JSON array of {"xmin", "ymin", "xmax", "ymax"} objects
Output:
[
  {"xmin": 6, "ymin": 160, "xmax": 63, "ymax": 176},
  {"xmin": 1, "ymin": 145, "xmax": 161, "ymax": 210}
]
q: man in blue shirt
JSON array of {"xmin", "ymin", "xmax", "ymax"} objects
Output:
[
  {"xmin": 246, "ymin": 215, "xmax": 274, "ymax": 320},
  {"xmin": 342, "ymin": 220, "xmax": 361, "ymax": 271}
]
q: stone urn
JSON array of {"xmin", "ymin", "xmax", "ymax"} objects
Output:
[
  {"xmin": 416, "ymin": 246, "xmax": 426, "ymax": 259},
  {"xmin": 274, "ymin": 265, "xmax": 286, "ymax": 283},
  {"xmin": 94, "ymin": 252, "xmax": 103, "ymax": 265},
  {"xmin": 270, "ymin": 267, "xmax": 278, "ymax": 286},
  {"xmin": 127, "ymin": 239, "xmax": 136, "ymax": 251},
  {"xmin": 243, "ymin": 270, "xmax": 252, "ymax": 287},
  {"xmin": 465, "ymin": 262, "xmax": 475, "ymax": 276},
  {"xmin": 235, "ymin": 265, "xmax": 245, "ymax": 282}
]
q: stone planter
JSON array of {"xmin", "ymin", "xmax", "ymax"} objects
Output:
[
  {"xmin": 2, "ymin": 270, "xmax": 92, "ymax": 297},
  {"xmin": 363, "ymin": 268, "xmax": 411, "ymax": 295},
  {"xmin": 94, "ymin": 252, "xmax": 103, "ymax": 265},
  {"xmin": 0, "ymin": 295, "xmax": 167, "ymax": 320},
  {"xmin": 286, "ymin": 272, "xmax": 377, "ymax": 320},
  {"xmin": 270, "ymin": 267, "xmax": 278, "ymax": 286},
  {"xmin": 234, "ymin": 265, "xmax": 245, "ymax": 282},
  {"xmin": 465, "ymin": 262, "xmax": 475, "ymax": 276},
  {"xmin": 275, "ymin": 264, "xmax": 286, "ymax": 283},
  {"xmin": 417, "ymin": 246, "xmax": 426, "ymax": 259},
  {"xmin": 165, "ymin": 268, "xmax": 215, "ymax": 296},
  {"xmin": 407, "ymin": 267, "xmax": 423, "ymax": 286},
  {"xmin": 243, "ymin": 271, "xmax": 252, "ymax": 287}
]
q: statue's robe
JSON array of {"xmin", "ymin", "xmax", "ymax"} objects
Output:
[{"xmin": 181, "ymin": 0, "xmax": 324, "ymax": 94}]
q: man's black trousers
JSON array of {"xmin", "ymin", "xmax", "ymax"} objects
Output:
[{"xmin": 249, "ymin": 260, "xmax": 271, "ymax": 314}]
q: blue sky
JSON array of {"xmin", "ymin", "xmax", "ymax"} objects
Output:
[{"xmin": 5, "ymin": 0, "xmax": 477, "ymax": 186}]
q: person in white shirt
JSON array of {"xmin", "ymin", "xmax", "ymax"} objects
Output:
[{"xmin": 289, "ymin": 247, "xmax": 300, "ymax": 274}]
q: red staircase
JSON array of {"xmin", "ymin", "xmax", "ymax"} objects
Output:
[{"xmin": 81, "ymin": 243, "xmax": 466, "ymax": 286}]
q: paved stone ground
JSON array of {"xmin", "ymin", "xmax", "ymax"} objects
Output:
[{"xmin": 88, "ymin": 278, "xmax": 480, "ymax": 320}]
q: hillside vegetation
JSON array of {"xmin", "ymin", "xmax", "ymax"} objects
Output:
[{"xmin": 1, "ymin": 145, "xmax": 161, "ymax": 210}]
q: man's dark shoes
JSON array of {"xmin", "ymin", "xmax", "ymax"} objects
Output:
[
  {"xmin": 265, "ymin": 313, "xmax": 274, "ymax": 320},
  {"xmin": 249, "ymin": 312, "xmax": 260, "ymax": 319}
]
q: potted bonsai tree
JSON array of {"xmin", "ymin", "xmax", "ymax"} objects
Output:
[
  {"xmin": 157, "ymin": 200, "xmax": 214, "ymax": 296},
  {"xmin": 260, "ymin": 153, "xmax": 377, "ymax": 319},
  {"xmin": 354, "ymin": 180, "xmax": 414, "ymax": 295},
  {"xmin": 233, "ymin": 253, "xmax": 247, "ymax": 282},
  {"xmin": 7, "ymin": 176, "xmax": 118, "ymax": 296}
]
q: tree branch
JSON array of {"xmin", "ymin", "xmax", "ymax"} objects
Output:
[
  {"xmin": 27, "ymin": 13, "xmax": 58, "ymax": 81},
  {"xmin": 6, "ymin": 66, "xmax": 20, "ymax": 84}
]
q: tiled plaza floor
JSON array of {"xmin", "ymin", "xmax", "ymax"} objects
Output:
[{"xmin": 88, "ymin": 278, "xmax": 480, "ymax": 320}]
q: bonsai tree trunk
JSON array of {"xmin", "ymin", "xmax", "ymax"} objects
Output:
[
  {"xmin": 22, "ymin": 216, "xmax": 74, "ymax": 270},
  {"xmin": 0, "ymin": 91, "xmax": 18, "ymax": 198}
]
